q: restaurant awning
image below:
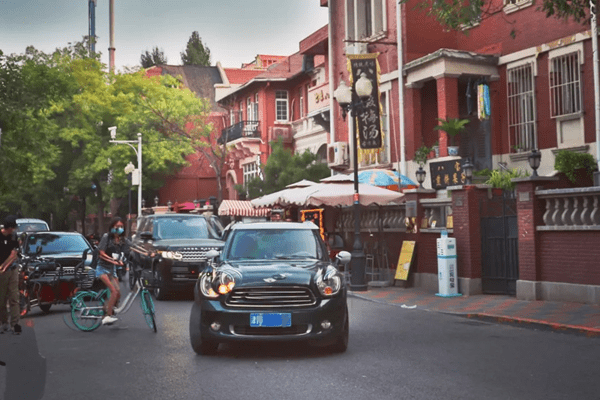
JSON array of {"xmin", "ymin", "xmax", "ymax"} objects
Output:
[{"xmin": 218, "ymin": 200, "xmax": 271, "ymax": 217}]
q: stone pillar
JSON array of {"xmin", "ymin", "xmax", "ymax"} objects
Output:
[
  {"xmin": 448, "ymin": 184, "xmax": 489, "ymax": 296},
  {"xmin": 513, "ymin": 177, "xmax": 558, "ymax": 300},
  {"xmin": 435, "ymin": 75, "xmax": 459, "ymax": 158}
]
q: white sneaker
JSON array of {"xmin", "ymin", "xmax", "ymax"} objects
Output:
[{"xmin": 102, "ymin": 315, "xmax": 118, "ymax": 325}]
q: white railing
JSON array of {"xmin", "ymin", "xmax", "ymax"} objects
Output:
[{"xmin": 536, "ymin": 187, "xmax": 600, "ymax": 230}]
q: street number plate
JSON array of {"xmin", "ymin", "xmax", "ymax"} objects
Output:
[{"xmin": 250, "ymin": 313, "xmax": 291, "ymax": 328}]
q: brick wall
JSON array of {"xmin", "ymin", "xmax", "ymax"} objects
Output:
[{"xmin": 538, "ymin": 231, "xmax": 600, "ymax": 285}]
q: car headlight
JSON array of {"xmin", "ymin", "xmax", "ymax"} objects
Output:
[
  {"xmin": 199, "ymin": 272, "xmax": 219, "ymax": 298},
  {"xmin": 199, "ymin": 270, "xmax": 237, "ymax": 298},
  {"xmin": 316, "ymin": 265, "xmax": 343, "ymax": 297},
  {"xmin": 159, "ymin": 250, "xmax": 183, "ymax": 260}
]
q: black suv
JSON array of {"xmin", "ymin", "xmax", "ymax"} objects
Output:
[{"xmin": 131, "ymin": 213, "xmax": 225, "ymax": 300}]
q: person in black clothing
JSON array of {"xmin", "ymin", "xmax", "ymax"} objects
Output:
[{"xmin": 0, "ymin": 215, "xmax": 21, "ymax": 334}]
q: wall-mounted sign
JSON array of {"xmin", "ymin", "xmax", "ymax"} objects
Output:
[
  {"xmin": 429, "ymin": 158, "xmax": 467, "ymax": 190},
  {"xmin": 347, "ymin": 53, "xmax": 382, "ymax": 150}
]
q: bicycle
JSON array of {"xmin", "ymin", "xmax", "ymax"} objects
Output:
[{"xmin": 69, "ymin": 263, "xmax": 158, "ymax": 333}]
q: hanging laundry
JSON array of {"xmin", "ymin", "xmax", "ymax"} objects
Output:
[
  {"xmin": 483, "ymin": 84, "xmax": 491, "ymax": 118},
  {"xmin": 477, "ymin": 84, "xmax": 490, "ymax": 120}
]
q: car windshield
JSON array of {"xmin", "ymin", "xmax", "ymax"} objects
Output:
[
  {"xmin": 24, "ymin": 234, "xmax": 90, "ymax": 255},
  {"xmin": 155, "ymin": 217, "xmax": 212, "ymax": 240},
  {"xmin": 225, "ymin": 229, "xmax": 321, "ymax": 260},
  {"xmin": 17, "ymin": 222, "xmax": 49, "ymax": 233}
]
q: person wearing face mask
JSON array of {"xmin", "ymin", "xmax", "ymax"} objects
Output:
[{"xmin": 96, "ymin": 217, "xmax": 129, "ymax": 325}]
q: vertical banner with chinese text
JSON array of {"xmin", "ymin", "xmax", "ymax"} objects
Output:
[{"xmin": 347, "ymin": 53, "xmax": 383, "ymax": 153}]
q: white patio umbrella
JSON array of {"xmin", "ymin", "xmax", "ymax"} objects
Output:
[
  {"xmin": 250, "ymin": 179, "xmax": 318, "ymax": 207},
  {"xmin": 303, "ymin": 182, "xmax": 404, "ymax": 207}
]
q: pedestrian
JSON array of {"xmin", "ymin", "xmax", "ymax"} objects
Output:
[
  {"xmin": 0, "ymin": 215, "xmax": 21, "ymax": 335},
  {"xmin": 96, "ymin": 217, "xmax": 129, "ymax": 325}
]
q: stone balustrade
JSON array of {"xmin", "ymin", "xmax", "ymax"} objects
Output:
[
  {"xmin": 536, "ymin": 187, "xmax": 600, "ymax": 230},
  {"xmin": 335, "ymin": 204, "xmax": 406, "ymax": 233},
  {"xmin": 421, "ymin": 197, "xmax": 452, "ymax": 229}
]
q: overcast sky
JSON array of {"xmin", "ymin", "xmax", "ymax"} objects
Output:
[{"xmin": 0, "ymin": 0, "xmax": 329, "ymax": 71}]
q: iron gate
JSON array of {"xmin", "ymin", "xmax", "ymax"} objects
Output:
[{"xmin": 480, "ymin": 190, "xmax": 519, "ymax": 295}]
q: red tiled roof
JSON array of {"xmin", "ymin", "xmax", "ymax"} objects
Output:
[{"xmin": 223, "ymin": 68, "xmax": 264, "ymax": 84}]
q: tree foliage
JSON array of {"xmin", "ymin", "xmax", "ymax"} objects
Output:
[
  {"xmin": 180, "ymin": 31, "xmax": 211, "ymax": 66},
  {"xmin": 242, "ymin": 140, "xmax": 331, "ymax": 199},
  {"xmin": 140, "ymin": 46, "xmax": 167, "ymax": 68},
  {"xmin": 406, "ymin": 0, "xmax": 592, "ymax": 35},
  {"xmin": 0, "ymin": 42, "xmax": 213, "ymax": 232}
]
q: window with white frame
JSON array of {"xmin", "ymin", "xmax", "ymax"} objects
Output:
[
  {"xmin": 507, "ymin": 61, "xmax": 537, "ymax": 152},
  {"xmin": 549, "ymin": 51, "xmax": 582, "ymax": 118},
  {"xmin": 243, "ymin": 162, "xmax": 259, "ymax": 186},
  {"xmin": 254, "ymin": 93, "xmax": 259, "ymax": 121},
  {"xmin": 345, "ymin": 0, "xmax": 386, "ymax": 41},
  {"xmin": 275, "ymin": 90, "xmax": 289, "ymax": 121},
  {"xmin": 503, "ymin": 0, "xmax": 534, "ymax": 14},
  {"xmin": 299, "ymin": 86, "xmax": 305, "ymax": 118},
  {"xmin": 362, "ymin": 89, "xmax": 389, "ymax": 166}
]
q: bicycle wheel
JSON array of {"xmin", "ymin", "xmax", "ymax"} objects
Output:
[
  {"xmin": 70, "ymin": 291, "xmax": 104, "ymax": 332},
  {"xmin": 140, "ymin": 290, "xmax": 157, "ymax": 333}
]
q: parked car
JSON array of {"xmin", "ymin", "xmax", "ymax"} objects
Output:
[
  {"xmin": 16, "ymin": 218, "xmax": 50, "ymax": 235},
  {"xmin": 189, "ymin": 221, "xmax": 351, "ymax": 355},
  {"xmin": 131, "ymin": 213, "xmax": 225, "ymax": 300}
]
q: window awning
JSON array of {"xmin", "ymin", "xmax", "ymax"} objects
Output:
[{"xmin": 218, "ymin": 200, "xmax": 271, "ymax": 217}]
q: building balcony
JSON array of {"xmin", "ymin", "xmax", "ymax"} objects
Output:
[{"xmin": 219, "ymin": 120, "xmax": 261, "ymax": 144}]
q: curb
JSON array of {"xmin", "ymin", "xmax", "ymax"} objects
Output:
[{"xmin": 463, "ymin": 313, "xmax": 600, "ymax": 337}]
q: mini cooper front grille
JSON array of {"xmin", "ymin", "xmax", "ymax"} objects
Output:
[{"xmin": 226, "ymin": 286, "xmax": 316, "ymax": 308}]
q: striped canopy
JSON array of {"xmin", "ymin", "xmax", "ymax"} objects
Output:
[{"xmin": 218, "ymin": 200, "xmax": 270, "ymax": 217}]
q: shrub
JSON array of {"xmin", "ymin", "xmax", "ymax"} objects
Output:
[{"xmin": 554, "ymin": 150, "xmax": 597, "ymax": 184}]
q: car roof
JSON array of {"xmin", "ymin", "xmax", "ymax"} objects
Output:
[
  {"xmin": 145, "ymin": 214, "xmax": 209, "ymax": 219},
  {"xmin": 24, "ymin": 231, "xmax": 85, "ymax": 237},
  {"xmin": 229, "ymin": 221, "xmax": 318, "ymax": 231}
]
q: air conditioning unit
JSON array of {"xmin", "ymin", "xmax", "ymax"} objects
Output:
[{"xmin": 327, "ymin": 142, "xmax": 349, "ymax": 167}]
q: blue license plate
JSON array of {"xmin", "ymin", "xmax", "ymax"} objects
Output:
[{"xmin": 250, "ymin": 313, "xmax": 291, "ymax": 328}]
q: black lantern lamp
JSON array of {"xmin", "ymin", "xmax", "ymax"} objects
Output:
[
  {"xmin": 154, "ymin": 195, "xmax": 159, "ymax": 207},
  {"xmin": 528, "ymin": 149, "xmax": 541, "ymax": 177},
  {"xmin": 415, "ymin": 166, "xmax": 427, "ymax": 188},
  {"xmin": 463, "ymin": 158, "xmax": 474, "ymax": 185},
  {"xmin": 332, "ymin": 72, "xmax": 373, "ymax": 292}
]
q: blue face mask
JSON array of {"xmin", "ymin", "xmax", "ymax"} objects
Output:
[{"xmin": 111, "ymin": 227, "xmax": 124, "ymax": 235}]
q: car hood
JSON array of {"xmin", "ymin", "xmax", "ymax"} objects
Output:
[
  {"xmin": 223, "ymin": 260, "xmax": 327, "ymax": 286},
  {"xmin": 31, "ymin": 252, "xmax": 86, "ymax": 267},
  {"xmin": 152, "ymin": 238, "xmax": 224, "ymax": 249}
]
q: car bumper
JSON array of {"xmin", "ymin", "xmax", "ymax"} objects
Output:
[{"xmin": 196, "ymin": 293, "xmax": 347, "ymax": 345}]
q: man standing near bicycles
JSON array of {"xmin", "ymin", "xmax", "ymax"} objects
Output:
[
  {"xmin": 96, "ymin": 217, "xmax": 129, "ymax": 325},
  {"xmin": 0, "ymin": 215, "xmax": 21, "ymax": 334}
]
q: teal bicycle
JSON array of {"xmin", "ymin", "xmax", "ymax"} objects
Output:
[{"xmin": 70, "ymin": 264, "xmax": 158, "ymax": 332}]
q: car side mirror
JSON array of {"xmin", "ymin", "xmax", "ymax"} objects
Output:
[
  {"xmin": 205, "ymin": 249, "xmax": 220, "ymax": 261},
  {"xmin": 335, "ymin": 251, "xmax": 351, "ymax": 266},
  {"xmin": 140, "ymin": 232, "xmax": 153, "ymax": 241}
]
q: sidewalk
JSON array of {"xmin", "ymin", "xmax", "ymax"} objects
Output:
[{"xmin": 348, "ymin": 285, "xmax": 600, "ymax": 337}]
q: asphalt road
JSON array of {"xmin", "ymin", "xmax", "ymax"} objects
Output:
[{"xmin": 2, "ymin": 289, "xmax": 600, "ymax": 400}]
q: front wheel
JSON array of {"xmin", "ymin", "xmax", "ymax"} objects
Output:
[
  {"xmin": 39, "ymin": 303, "xmax": 52, "ymax": 313},
  {"xmin": 70, "ymin": 291, "xmax": 104, "ymax": 332},
  {"xmin": 189, "ymin": 301, "xmax": 218, "ymax": 355},
  {"xmin": 329, "ymin": 308, "xmax": 349, "ymax": 353},
  {"xmin": 140, "ymin": 290, "xmax": 157, "ymax": 333}
]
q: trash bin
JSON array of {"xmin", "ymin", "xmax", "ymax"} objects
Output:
[{"xmin": 436, "ymin": 231, "xmax": 461, "ymax": 297}]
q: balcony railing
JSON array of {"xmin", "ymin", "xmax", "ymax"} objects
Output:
[
  {"xmin": 536, "ymin": 187, "xmax": 600, "ymax": 230},
  {"xmin": 219, "ymin": 120, "xmax": 261, "ymax": 144}
]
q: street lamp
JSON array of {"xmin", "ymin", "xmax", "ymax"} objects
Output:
[
  {"xmin": 462, "ymin": 158, "xmax": 474, "ymax": 185},
  {"xmin": 109, "ymin": 127, "xmax": 143, "ymax": 217},
  {"xmin": 333, "ymin": 72, "xmax": 373, "ymax": 292},
  {"xmin": 415, "ymin": 166, "xmax": 427, "ymax": 188},
  {"xmin": 528, "ymin": 149, "xmax": 542, "ymax": 177},
  {"xmin": 124, "ymin": 161, "xmax": 135, "ymax": 222}
]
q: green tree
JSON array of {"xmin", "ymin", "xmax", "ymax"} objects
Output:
[
  {"xmin": 180, "ymin": 31, "xmax": 211, "ymax": 66},
  {"xmin": 242, "ymin": 139, "xmax": 331, "ymax": 199},
  {"xmin": 407, "ymin": 0, "xmax": 591, "ymax": 35},
  {"xmin": 140, "ymin": 46, "xmax": 167, "ymax": 68}
]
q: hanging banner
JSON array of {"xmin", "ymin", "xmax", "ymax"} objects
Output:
[{"xmin": 347, "ymin": 53, "xmax": 382, "ymax": 150}]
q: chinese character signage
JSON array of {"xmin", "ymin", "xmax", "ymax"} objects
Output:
[
  {"xmin": 429, "ymin": 158, "xmax": 467, "ymax": 190},
  {"xmin": 347, "ymin": 53, "xmax": 382, "ymax": 150}
]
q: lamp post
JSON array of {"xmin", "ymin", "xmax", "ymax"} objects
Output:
[
  {"xmin": 109, "ymin": 127, "xmax": 143, "ymax": 217},
  {"xmin": 333, "ymin": 72, "xmax": 373, "ymax": 292},
  {"xmin": 462, "ymin": 158, "xmax": 474, "ymax": 185},
  {"xmin": 415, "ymin": 166, "xmax": 427, "ymax": 188},
  {"xmin": 528, "ymin": 149, "xmax": 542, "ymax": 177},
  {"xmin": 124, "ymin": 161, "xmax": 135, "ymax": 224}
]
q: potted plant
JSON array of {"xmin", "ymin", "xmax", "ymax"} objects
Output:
[
  {"xmin": 434, "ymin": 117, "xmax": 470, "ymax": 156},
  {"xmin": 414, "ymin": 145, "xmax": 432, "ymax": 166},
  {"xmin": 554, "ymin": 150, "xmax": 597, "ymax": 186},
  {"xmin": 485, "ymin": 168, "xmax": 529, "ymax": 194}
]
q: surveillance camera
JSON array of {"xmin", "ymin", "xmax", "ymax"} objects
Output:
[{"xmin": 108, "ymin": 126, "xmax": 117, "ymax": 140}]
